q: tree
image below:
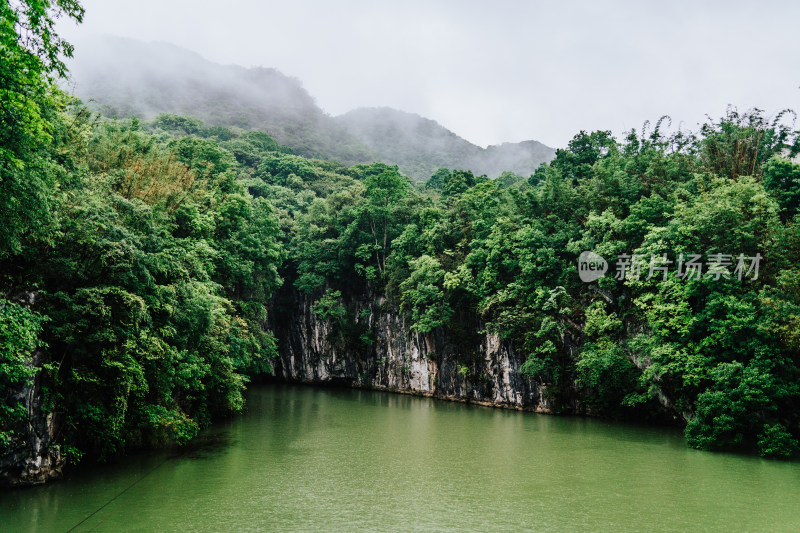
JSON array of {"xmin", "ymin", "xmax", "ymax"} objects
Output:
[
  {"xmin": 360, "ymin": 167, "xmax": 410, "ymax": 276},
  {"xmin": 0, "ymin": 1, "xmax": 84, "ymax": 257},
  {"xmin": 763, "ymin": 156, "xmax": 800, "ymax": 218},
  {"xmin": 425, "ymin": 168, "xmax": 451, "ymax": 190},
  {"xmin": 400, "ymin": 255, "xmax": 452, "ymax": 333}
]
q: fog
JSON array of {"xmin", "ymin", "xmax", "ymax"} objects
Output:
[{"xmin": 57, "ymin": 0, "xmax": 800, "ymax": 149}]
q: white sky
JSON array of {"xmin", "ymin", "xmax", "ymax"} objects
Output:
[{"xmin": 58, "ymin": 0, "xmax": 800, "ymax": 149}]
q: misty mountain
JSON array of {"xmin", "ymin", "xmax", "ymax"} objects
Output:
[
  {"xmin": 335, "ymin": 107, "xmax": 555, "ymax": 179},
  {"xmin": 66, "ymin": 37, "xmax": 554, "ymax": 180},
  {"xmin": 66, "ymin": 37, "xmax": 375, "ymax": 165}
]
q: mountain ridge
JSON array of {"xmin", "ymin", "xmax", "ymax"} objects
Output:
[{"xmin": 66, "ymin": 37, "xmax": 555, "ymax": 179}]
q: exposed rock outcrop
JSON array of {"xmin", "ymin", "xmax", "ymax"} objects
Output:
[
  {"xmin": 0, "ymin": 292, "xmax": 64, "ymax": 488},
  {"xmin": 0, "ymin": 348, "xmax": 64, "ymax": 488},
  {"xmin": 270, "ymin": 292, "xmax": 553, "ymax": 412}
]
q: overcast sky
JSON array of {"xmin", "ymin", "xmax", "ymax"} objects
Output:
[{"xmin": 58, "ymin": 0, "xmax": 800, "ymax": 149}]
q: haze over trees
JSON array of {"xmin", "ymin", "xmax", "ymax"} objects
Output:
[
  {"xmin": 64, "ymin": 37, "xmax": 556, "ymax": 180},
  {"xmin": 335, "ymin": 107, "xmax": 554, "ymax": 179},
  {"xmin": 3, "ymin": 1, "xmax": 800, "ymax": 471}
]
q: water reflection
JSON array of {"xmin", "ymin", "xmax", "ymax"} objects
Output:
[{"xmin": 2, "ymin": 384, "xmax": 799, "ymax": 532}]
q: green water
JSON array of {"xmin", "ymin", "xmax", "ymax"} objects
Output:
[{"xmin": 3, "ymin": 385, "xmax": 799, "ymax": 532}]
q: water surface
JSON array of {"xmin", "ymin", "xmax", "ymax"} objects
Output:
[{"xmin": 3, "ymin": 384, "xmax": 799, "ymax": 531}]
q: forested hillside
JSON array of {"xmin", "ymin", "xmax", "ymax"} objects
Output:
[
  {"xmin": 3, "ymin": 1, "xmax": 800, "ymax": 486},
  {"xmin": 66, "ymin": 38, "xmax": 554, "ymax": 180},
  {"xmin": 335, "ymin": 107, "xmax": 555, "ymax": 179},
  {"xmin": 67, "ymin": 37, "xmax": 376, "ymax": 166},
  {"xmin": 263, "ymin": 114, "xmax": 800, "ymax": 458}
]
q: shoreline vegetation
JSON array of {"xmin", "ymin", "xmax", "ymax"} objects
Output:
[{"xmin": 2, "ymin": 1, "xmax": 800, "ymax": 487}]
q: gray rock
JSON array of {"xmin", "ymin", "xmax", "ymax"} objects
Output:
[
  {"xmin": 270, "ymin": 291, "xmax": 553, "ymax": 413},
  {"xmin": 0, "ymin": 349, "xmax": 64, "ymax": 487}
]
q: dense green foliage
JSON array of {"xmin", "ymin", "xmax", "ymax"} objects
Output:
[
  {"xmin": 254, "ymin": 112, "xmax": 800, "ymax": 458},
  {"xmin": 1, "ymin": 1, "xmax": 287, "ymax": 460},
  {"xmin": 0, "ymin": 0, "xmax": 82, "ymax": 256},
  {"xmin": 1, "ymin": 99, "xmax": 289, "ymax": 457},
  {"xmin": 2, "ymin": 2, "xmax": 800, "ymax": 465},
  {"xmin": 0, "ymin": 299, "xmax": 47, "ymax": 448},
  {"xmin": 0, "ymin": 101, "xmax": 291, "ymax": 458}
]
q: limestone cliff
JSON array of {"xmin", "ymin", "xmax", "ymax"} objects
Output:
[
  {"xmin": 270, "ymin": 292, "xmax": 553, "ymax": 412},
  {"xmin": 0, "ymin": 293, "xmax": 64, "ymax": 488},
  {"xmin": 0, "ymin": 349, "xmax": 64, "ymax": 487}
]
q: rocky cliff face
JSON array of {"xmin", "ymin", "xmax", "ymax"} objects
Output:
[
  {"xmin": 0, "ymin": 349, "xmax": 64, "ymax": 487},
  {"xmin": 270, "ymin": 293, "xmax": 553, "ymax": 412},
  {"xmin": 1, "ymin": 292, "xmax": 551, "ymax": 487}
]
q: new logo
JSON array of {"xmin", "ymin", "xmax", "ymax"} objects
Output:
[{"xmin": 578, "ymin": 251, "xmax": 608, "ymax": 282}]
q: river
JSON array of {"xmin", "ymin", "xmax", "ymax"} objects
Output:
[{"xmin": 3, "ymin": 384, "xmax": 799, "ymax": 531}]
